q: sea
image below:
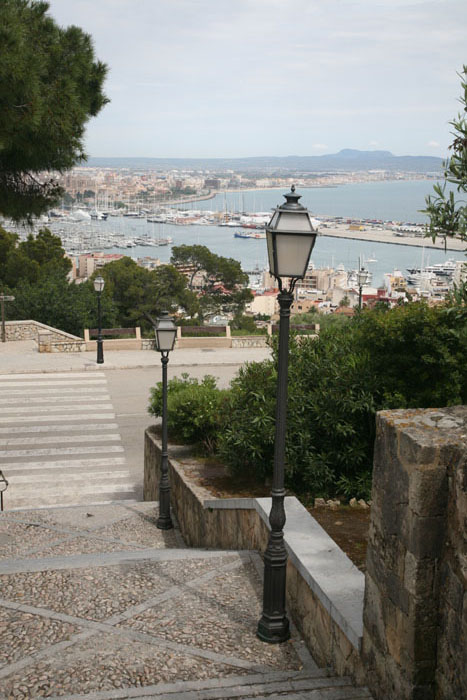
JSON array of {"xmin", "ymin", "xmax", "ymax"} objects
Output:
[{"xmin": 53, "ymin": 180, "xmax": 464, "ymax": 287}]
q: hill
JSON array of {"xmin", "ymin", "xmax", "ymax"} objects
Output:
[{"xmin": 87, "ymin": 149, "xmax": 443, "ymax": 173}]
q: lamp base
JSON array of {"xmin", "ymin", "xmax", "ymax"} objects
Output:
[
  {"xmin": 156, "ymin": 514, "xmax": 173, "ymax": 530},
  {"xmin": 257, "ymin": 614, "xmax": 290, "ymax": 644}
]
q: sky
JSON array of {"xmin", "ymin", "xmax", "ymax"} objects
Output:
[{"xmin": 47, "ymin": 0, "xmax": 467, "ymax": 159}]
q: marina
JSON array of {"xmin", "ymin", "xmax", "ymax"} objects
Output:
[{"xmin": 2, "ymin": 183, "xmax": 465, "ymax": 291}]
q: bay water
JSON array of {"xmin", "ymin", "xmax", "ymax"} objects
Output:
[{"xmin": 73, "ymin": 180, "xmax": 464, "ymax": 287}]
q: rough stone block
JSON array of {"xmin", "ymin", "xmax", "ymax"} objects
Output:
[
  {"xmin": 403, "ymin": 550, "xmax": 437, "ymax": 599},
  {"xmin": 364, "ymin": 407, "xmax": 467, "ymax": 700},
  {"xmin": 407, "ymin": 513, "xmax": 445, "ymax": 559},
  {"xmin": 408, "ymin": 466, "xmax": 448, "ymax": 517}
]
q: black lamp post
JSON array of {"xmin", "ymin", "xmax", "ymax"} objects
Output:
[
  {"xmin": 257, "ymin": 185, "xmax": 317, "ymax": 644},
  {"xmin": 94, "ymin": 275, "xmax": 105, "ymax": 364},
  {"xmin": 0, "ymin": 470, "xmax": 8, "ymax": 511},
  {"xmin": 357, "ymin": 266, "xmax": 369, "ymax": 310},
  {"xmin": 154, "ymin": 311, "xmax": 177, "ymax": 530}
]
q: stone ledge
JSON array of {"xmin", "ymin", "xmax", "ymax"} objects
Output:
[
  {"xmin": 144, "ymin": 429, "xmax": 366, "ymax": 681},
  {"xmin": 204, "ymin": 495, "xmax": 364, "ymax": 651}
]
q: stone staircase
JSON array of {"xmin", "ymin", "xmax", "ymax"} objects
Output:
[{"xmin": 0, "ymin": 503, "xmax": 372, "ymax": 700}]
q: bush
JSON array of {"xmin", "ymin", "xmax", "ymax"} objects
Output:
[
  {"xmin": 217, "ymin": 361, "xmax": 277, "ymax": 481},
  {"xmin": 148, "ymin": 373, "xmax": 226, "ymax": 454},
  {"xmin": 219, "ymin": 300, "xmax": 466, "ymax": 498},
  {"xmin": 229, "ymin": 314, "xmax": 267, "ymax": 335},
  {"xmin": 216, "ymin": 327, "xmax": 376, "ymax": 496},
  {"xmin": 353, "ymin": 301, "xmax": 466, "ymax": 408},
  {"xmin": 147, "ymin": 299, "xmax": 466, "ymax": 500}
]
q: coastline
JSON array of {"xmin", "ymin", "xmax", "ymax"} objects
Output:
[{"xmin": 320, "ymin": 223, "xmax": 465, "ymax": 252}]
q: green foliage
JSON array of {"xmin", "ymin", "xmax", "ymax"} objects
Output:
[
  {"xmin": 158, "ymin": 300, "xmax": 466, "ymax": 500},
  {"xmin": 423, "ymin": 66, "xmax": 467, "ymax": 244},
  {"xmin": 0, "ymin": 0, "xmax": 108, "ymax": 220},
  {"xmin": 229, "ymin": 314, "xmax": 266, "ymax": 335},
  {"xmin": 171, "ymin": 244, "xmax": 252, "ymax": 321},
  {"xmin": 0, "ymin": 224, "xmax": 118, "ymax": 336},
  {"xmin": 98, "ymin": 258, "xmax": 198, "ymax": 331},
  {"xmin": 217, "ymin": 362, "xmax": 277, "ymax": 480},
  {"xmin": 148, "ymin": 374, "xmax": 226, "ymax": 454},
  {"xmin": 0, "ymin": 227, "xmax": 71, "ymax": 287},
  {"xmin": 336, "ymin": 472, "xmax": 373, "ymax": 502},
  {"xmin": 353, "ymin": 302, "xmax": 466, "ymax": 408},
  {"xmin": 7, "ymin": 273, "xmax": 117, "ymax": 337},
  {"xmin": 292, "ymin": 310, "xmax": 349, "ymax": 331}
]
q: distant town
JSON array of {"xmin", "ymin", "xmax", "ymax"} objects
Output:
[{"xmin": 2, "ymin": 158, "xmax": 465, "ymax": 316}]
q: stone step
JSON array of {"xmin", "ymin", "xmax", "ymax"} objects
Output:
[
  {"xmin": 82, "ymin": 672, "xmax": 372, "ymax": 700},
  {"xmin": 6, "ymin": 469, "xmax": 131, "ymax": 484},
  {"xmin": 5, "ymin": 487, "xmax": 140, "ymax": 509}
]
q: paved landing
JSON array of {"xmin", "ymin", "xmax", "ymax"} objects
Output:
[
  {"xmin": 0, "ymin": 503, "xmax": 372, "ymax": 699},
  {"xmin": 0, "ymin": 372, "xmax": 138, "ymax": 510}
]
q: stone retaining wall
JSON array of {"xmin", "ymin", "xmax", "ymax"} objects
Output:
[
  {"xmin": 231, "ymin": 336, "xmax": 268, "ymax": 348},
  {"xmin": 5, "ymin": 321, "xmax": 84, "ymax": 352},
  {"xmin": 362, "ymin": 406, "xmax": 467, "ymax": 700},
  {"xmin": 144, "ymin": 427, "xmax": 366, "ymax": 684},
  {"xmin": 38, "ymin": 333, "xmax": 86, "ymax": 353}
]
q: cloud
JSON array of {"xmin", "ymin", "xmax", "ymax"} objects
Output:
[
  {"xmin": 45, "ymin": 0, "xmax": 467, "ymax": 157},
  {"xmin": 427, "ymin": 140, "xmax": 441, "ymax": 147}
]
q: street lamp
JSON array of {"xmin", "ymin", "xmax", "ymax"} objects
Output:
[
  {"xmin": 258, "ymin": 186, "xmax": 317, "ymax": 644},
  {"xmin": 154, "ymin": 311, "xmax": 177, "ymax": 530},
  {"xmin": 94, "ymin": 275, "xmax": 105, "ymax": 364},
  {"xmin": 357, "ymin": 266, "xmax": 369, "ymax": 310},
  {"xmin": 0, "ymin": 470, "xmax": 8, "ymax": 511}
]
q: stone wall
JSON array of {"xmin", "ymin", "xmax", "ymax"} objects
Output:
[
  {"xmin": 231, "ymin": 336, "xmax": 268, "ymax": 348},
  {"xmin": 5, "ymin": 321, "xmax": 84, "ymax": 351},
  {"xmin": 362, "ymin": 406, "xmax": 467, "ymax": 700},
  {"xmin": 38, "ymin": 332, "xmax": 86, "ymax": 353},
  {"xmin": 144, "ymin": 427, "xmax": 367, "ymax": 683}
]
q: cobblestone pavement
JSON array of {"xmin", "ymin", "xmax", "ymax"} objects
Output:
[{"xmin": 0, "ymin": 503, "xmax": 372, "ymax": 699}]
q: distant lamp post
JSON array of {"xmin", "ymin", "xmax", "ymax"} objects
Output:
[
  {"xmin": 258, "ymin": 185, "xmax": 317, "ymax": 644},
  {"xmin": 154, "ymin": 311, "xmax": 177, "ymax": 530},
  {"xmin": 94, "ymin": 275, "xmax": 105, "ymax": 364},
  {"xmin": 0, "ymin": 470, "xmax": 8, "ymax": 511},
  {"xmin": 357, "ymin": 266, "xmax": 369, "ymax": 310},
  {"xmin": 0, "ymin": 293, "xmax": 15, "ymax": 343}
]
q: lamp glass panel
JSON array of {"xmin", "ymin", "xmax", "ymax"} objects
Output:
[
  {"xmin": 275, "ymin": 211, "xmax": 313, "ymax": 232},
  {"xmin": 266, "ymin": 230, "xmax": 276, "ymax": 276},
  {"xmin": 358, "ymin": 269, "xmax": 369, "ymax": 286},
  {"xmin": 269, "ymin": 211, "xmax": 280, "ymax": 229},
  {"xmin": 94, "ymin": 276, "xmax": 105, "ymax": 293},
  {"xmin": 156, "ymin": 329, "xmax": 176, "ymax": 351},
  {"xmin": 275, "ymin": 233, "xmax": 316, "ymax": 278}
]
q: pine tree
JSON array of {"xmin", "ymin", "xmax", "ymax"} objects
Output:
[{"xmin": 0, "ymin": 0, "xmax": 108, "ymax": 221}]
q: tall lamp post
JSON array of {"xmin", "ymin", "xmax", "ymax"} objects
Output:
[
  {"xmin": 257, "ymin": 185, "xmax": 317, "ymax": 644},
  {"xmin": 94, "ymin": 275, "xmax": 105, "ymax": 364},
  {"xmin": 0, "ymin": 470, "xmax": 8, "ymax": 512},
  {"xmin": 357, "ymin": 266, "xmax": 369, "ymax": 310},
  {"xmin": 154, "ymin": 311, "xmax": 177, "ymax": 530}
]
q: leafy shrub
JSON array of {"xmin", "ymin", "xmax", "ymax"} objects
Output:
[
  {"xmin": 217, "ymin": 361, "xmax": 277, "ymax": 480},
  {"xmin": 148, "ymin": 373, "xmax": 226, "ymax": 454},
  {"xmin": 229, "ymin": 314, "xmax": 267, "ymax": 335},
  {"xmin": 353, "ymin": 301, "xmax": 466, "ymax": 408},
  {"xmin": 147, "ymin": 299, "xmax": 466, "ymax": 500},
  {"xmin": 219, "ymin": 300, "xmax": 466, "ymax": 497}
]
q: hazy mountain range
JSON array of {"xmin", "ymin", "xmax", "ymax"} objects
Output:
[{"xmin": 87, "ymin": 149, "xmax": 443, "ymax": 173}]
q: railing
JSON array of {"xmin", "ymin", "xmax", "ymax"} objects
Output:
[{"xmin": 88, "ymin": 327, "xmax": 138, "ymax": 338}]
